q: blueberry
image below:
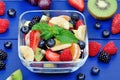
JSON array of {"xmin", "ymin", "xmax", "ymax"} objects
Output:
[
  {"xmin": 78, "ymin": 40, "xmax": 86, "ymax": 49},
  {"xmin": 4, "ymin": 41, "xmax": 12, "ymax": 49},
  {"xmin": 91, "ymin": 66, "xmax": 100, "ymax": 75},
  {"xmin": 94, "ymin": 22, "xmax": 101, "ymax": 29},
  {"xmin": 71, "ymin": 13, "xmax": 79, "ymax": 21},
  {"xmin": 7, "ymin": 8, "xmax": 16, "ymax": 17},
  {"xmin": 77, "ymin": 73, "xmax": 85, "ymax": 80},
  {"xmin": 46, "ymin": 38, "xmax": 55, "ymax": 47},
  {"xmin": 102, "ymin": 30, "xmax": 110, "ymax": 38},
  {"xmin": 38, "ymin": 40, "xmax": 47, "ymax": 49},
  {"xmin": 21, "ymin": 26, "xmax": 30, "ymax": 34}
]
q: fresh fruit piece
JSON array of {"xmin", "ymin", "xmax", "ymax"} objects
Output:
[
  {"xmin": 38, "ymin": 40, "xmax": 47, "ymax": 49},
  {"xmin": 40, "ymin": 15, "xmax": 49, "ymax": 23},
  {"xmin": 75, "ymin": 19, "xmax": 83, "ymax": 30},
  {"xmin": 35, "ymin": 48, "xmax": 45, "ymax": 61},
  {"xmin": 46, "ymin": 38, "xmax": 56, "ymax": 47},
  {"xmin": 94, "ymin": 22, "xmax": 101, "ymax": 29},
  {"xmin": 70, "ymin": 43, "xmax": 81, "ymax": 60},
  {"xmin": 68, "ymin": 0, "xmax": 84, "ymax": 12},
  {"xmin": 21, "ymin": 26, "xmax": 30, "ymax": 34},
  {"xmin": 6, "ymin": 69, "xmax": 22, "ymax": 80},
  {"xmin": 0, "ymin": 49, "xmax": 7, "ymax": 60},
  {"xmin": 25, "ymin": 31, "xmax": 31, "ymax": 46},
  {"xmin": 60, "ymin": 48, "xmax": 72, "ymax": 61},
  {"xmin": 49, "ymin": 17, "xmax": 70, "ymax": 29},
  {"xmin": 7, "ymin": 8, "xmax": 16, "ymax": 17},
  {"xmin": 23, "ymin": 21, "xmax": 31, "ymax": 27},
  {"xmin": 45, "ymin": 50, "xmax": 60, "ymax": 61},
  {"xmin": 98, "ymin": 51, "xmax": 111, "ymax": 63},
  {"xmin": 102, "ymin": 30, "xmax": 110, "ymax": 38},
  {"xmin": 73, "ymin": 25, "xmax": 86, "ymax": 41},
  {"xmin": 89, "ymin": 41, "xmax": 102, "ymax": 57},
  {"xmin": 91, "ymin": 66, "xmax": 100, "ymax": 75},
  {"xmin": 77, "ymin": 73, "xmax": 85, "ymax": 80},
  {"xmin": 20, "ymin": 46, "xmax": 34, "ymax": 61},
  {"xmin": 0, "ymin": 1, "xmax": 5, "ymax": 16},
  {"xmin": 59, "ymin": 15, "xmax": 71, "ymax": 21},
  {"xmin": 71, "ymin": 13, "xmax": 79, "ymax": 21},
  {"xmin": 54, "ymin": 39, "xmax": 61, "ymax": 46},
  {"xmin": 78, "ymin": 40, "xmax": 86, "ymax": 49},
  {"xmin": 88, "ymin": 0, "xmax": 117, "ymax": 20},
  {"xmin": 32, "ymin": 16, "xmax": 40, "ymax": 22},
  {"xmin": 50, "ymin": 43, "xmax": 72, "ymax": 51},
  {"xmin": 0, "ymin": 61, "xmax": 6, "ymax": 70},
  {"xmin": 29, "ymin": 0, "xmax": 38, "ymax": 6},
  {"xmin": 29, "ymin": 30, "xmax": 40, "ymax": 52},
  {"xmin": 43, "ymin": 63, "xmax": 56, "ymax": 68},
  {"xmin": 0, "ymin": 18, "xmax": 9, "ymax": 33},
  {"xmin": 103, "ymin": 41, "xmax": 118, "ymax": 55},
  {"xmin": 38, "ymin": 0, "xmax": 52, "ymax": 10},
  {"xmin": 4, "ymin": 41, "xmax": 12, "ymax": 49},
  {"xmin": 29, "ymin": 19, "xmax": 38, "ymax": 29},
  {"xmin": 111, "ymin": 14, "xmax": 120, "ymax": 34}
]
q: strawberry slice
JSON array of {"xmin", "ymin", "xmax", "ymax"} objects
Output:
[
  {"xmin": 46, "ymin": 50, "xmax": 60, "ymax": 61},
  {"xmin": 30, "ymin": 30, "xmax": 40, "ymax": 52},
  {"xmin": 75, "ymin": 19, "xmax": 83, "ymax": 29}
]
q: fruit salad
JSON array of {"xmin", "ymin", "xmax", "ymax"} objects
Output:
[{"xmin": 19, "ymin": 12, "xmax": 86, "ymax": 62}]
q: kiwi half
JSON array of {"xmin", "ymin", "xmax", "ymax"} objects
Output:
[{"xmin": 88, "ymin": 0, "xmax": 118, "ymax": 20}]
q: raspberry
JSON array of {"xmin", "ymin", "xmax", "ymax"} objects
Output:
[
  {"xmin": 0, "ymin": 1, "xmax": 5, "ymax": 16},
  {"xmin": 103, "ymin": 41, "xmax": 118, "ymax": 55},
  {"xmin": 111, "ymin": 14, "xmax": 120, "ymax": 34},
  {"xmin": 89, "ymin": 41, "xmax": 102, "ymax": 57},
  {"xmin": 0, "ymin": 60, "xmax": 6, "ymax": 70},
  {"xmin": 75, "ymin": 19, "xmax": 83, "ymax": 29},
  {"xmin": 0, "ymin": 18, "xmax": 9, "ymax": 33},
  {"xmin": 60, "ymin": 48, "xmax": 72, "ymax": 61},
  {"xmin": 98, "ymin": 51, "xmax": 111, "ymax": 63},
  {"xmin": 0, "ymin": 49, "xmax": 7, "ymax": 60}
]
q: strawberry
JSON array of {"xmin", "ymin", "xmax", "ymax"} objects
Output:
[
  {"xmin": 30, "ymin": 30, "xmax": 40, "ymax": 52},
  {"xmin": 0, "ymin": 18, "xmax": 9, "ymax": 33},
  {"xmin": 45, "ymin": 50, "xmax": 60, "ymax": 61},
  {"xmin": 103, "ymin": 41, "xmax": 118, "ymax": 55},
  {"xmin": 75, "ymin": 19, "xmax": 83, "ymax": 29},
  {"xmin": 68, "ymin": 0, "xmax": 84, "ymax": 12},
  {"xmin": 111, "ymin": 14, "xmax": 120, "ymax": 34},
  {"xmin": 0, "ymin": 1, "xmax": 5, "ymax": 16},
  {"xmin": 89, "ymin": 41, "xmax": 102, "ymax": 57},
  {"xmin": 60, "ymin": 48, "xmax": 72, "ymax": 61}
]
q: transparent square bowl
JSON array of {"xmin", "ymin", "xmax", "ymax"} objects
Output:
[{"xmin": 18, "ymin": 10, "xmax": 88, "ymax": 73}]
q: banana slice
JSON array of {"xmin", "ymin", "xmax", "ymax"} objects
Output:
[
  {"xmin": 49, "ymin": 17, "xmax": 70, "ymax": 29},
  {"xmin": 58, "ymin": 15, "xmax": 71, "ymax": 21},
  {"xmin": 20, "ymin": 46, "xmax": 34, "ymax": 61}
]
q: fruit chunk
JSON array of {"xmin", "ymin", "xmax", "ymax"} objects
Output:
[
  {"xmin": 7, "ymin": 8, "xmax": 16, "ymax": 17},
  {"xmin": 6, "ymin": 69, "xmax": 22, "ymax": 80},
  {"xmin": 0, "ymin": 1, "xmax": 5, "ymax": 16},
  {"xmin": 102, "ymin": 30, "xmax": 110, "ymax": 38},
  {"xmin": 49, "ymin": 17, "xmax": 70, "ymax": 29},
  {"xmin": 77, "ymin": 73, "xmax": 85, "ymax": 80},
  {"xmin": 88, "ymin": 0, "xmax": 117, "ymax": 20},
  {"xmin": 0, "ymin": 18, "xmax": 9, "ymax": 33},
  {"xmin": 75, "ymin": 19, "xmax": 83, "ymax": 30},
  {"xmin": 20, "ymin": 46, "xmax": 34, "ymax": 61},
  {"xmin": 46, "ymin": 38, "xmax": 56, "ymax": 47},
  {"xmin": 50, "ymin": 43, "xmax": 72, "ymax": 51},
  {"xmin": 60, "ymin": 48, "xmax": 72, "ymax": 61},
  {"xmin": 40, "ymin": 15, "xmax": 49, "ymax": 23},
  {"xmin": 45, "ymin": 50, "xmax": 60, "ymax": 61},
  {"xmin": 94, "ymin": 22, "xmax": 101, "ymax": 29},
  {"xmin": 0, "ymin": 49, "xmax": 7, "ymax": 60},
  {"xmin": 0, "ymin": 61, "xmax": 6, "ymax": 70},
  {"xmin": 68, "ymin": 0, "xmax": 84, "ymax": 12},
  {"xmin": 4, "ymin": 41, "xmax": 12, "ymax": 49},
  {"xmin": 103, "ymin": 41, "xmax": 118, "ymax": 55},
  {"xmin": 70, "ymin": 43, "xmax": 81, "ymax": 60},
  {"xmin": 89, "ymin": 41, "xmax": 102, "ymax": 57},
  {"xmin": 59, "ymin": 15, "xmax": 71, "ymax": 21},
  {"xmin": 111, "ymin": 14, "xmax": 120, "ymax": 34},
  {"xmin": 91, "ymin": 66, "xmax": 100, "ymax": 75},
  {"xmin": 29, "ymin": 30, "xmax": 40, "ymax": 52}
]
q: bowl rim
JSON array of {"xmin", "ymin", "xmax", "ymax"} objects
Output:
[{"xmin": 18, "ymin": 10, "xmax": 89, "ymax": 64}]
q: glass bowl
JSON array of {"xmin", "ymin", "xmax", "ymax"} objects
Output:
[{"xmin": 18, "ymin": 10, "xmax": 88, "ymax": 73}]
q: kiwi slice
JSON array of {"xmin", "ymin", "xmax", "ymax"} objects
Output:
[{"xmin": 88, "ymin": 0, "xmax": 118, "ymax": 20}]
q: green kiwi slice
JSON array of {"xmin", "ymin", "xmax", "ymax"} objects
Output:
[{"xmin": 88, "ymin": 0, "xmax": 118, "ymax": 20}]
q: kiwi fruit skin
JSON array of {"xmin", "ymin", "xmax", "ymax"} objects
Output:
[{"xmin": 87, "ymin": 0, "xmax": 118, "ymax": 20}]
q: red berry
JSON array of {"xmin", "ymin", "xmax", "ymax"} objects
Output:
[
  {"xmin": 0, "ymin": 1, "xmax": 5, "ymax": 16},
  {"xmin": 30, "ymin": 30, "xmax": 40, "ymax": 52},
  {"xmin": 46, "ymin": 50, "xmax": 60, "ymax": 61},
  {"xmin": 89, "ymin": 41, "xmax": 102, "ymax": 57},
  {"xmin": 111, "ymin": 14, "xmax": 120, "ymax": 34},
  {"xmin": 103, "ymin": 41, "xmax": 118, "ymax": 55},
  {"xmin": 75, "ymin": 19, "xmax": 83, "ymax": 29},
  {"xmin": 0, "ymin": 19, "xmax": 9, "ymax": 33},
  {"xmin": 60, "ymin": 48, "xmax": 72, "ymax": 61}
]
